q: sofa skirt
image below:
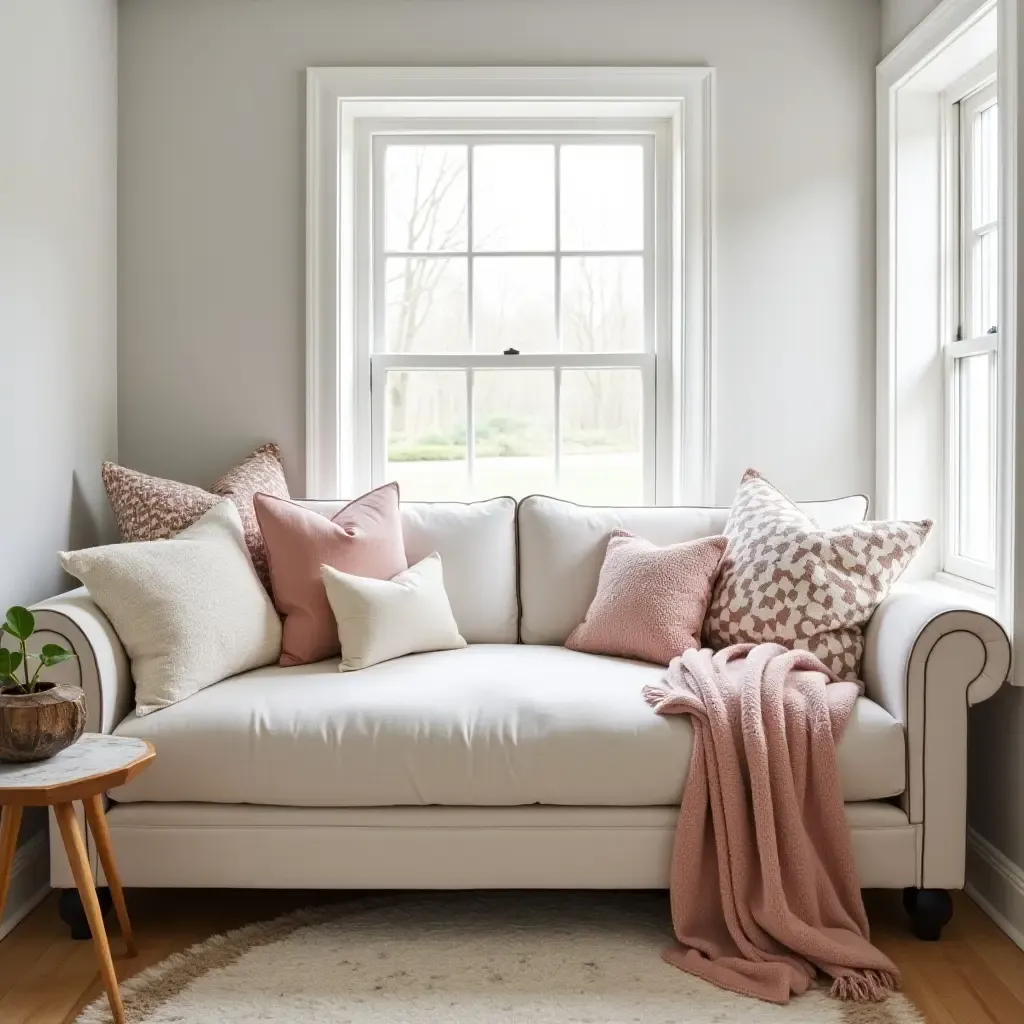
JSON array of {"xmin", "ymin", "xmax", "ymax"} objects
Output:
[{"xmin": 51, "ymin": 802, "xmax": 920, "ymax": 891}]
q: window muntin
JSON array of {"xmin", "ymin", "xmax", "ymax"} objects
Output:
[
  {"xmin": 370, "ymin": 134, "xmax": 656, "ymax": 503},
  {"xmin": 945, "ymin": 78, "xmax": 998, "ymax": 586}
]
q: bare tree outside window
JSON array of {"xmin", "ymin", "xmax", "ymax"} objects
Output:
[{"xmin": 375, "ymin": 138, "xmax": 651, "ymax": 502}]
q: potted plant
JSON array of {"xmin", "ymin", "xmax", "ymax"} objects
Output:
[{"xmin": 0, "ymin": 606, "xmax": 85, "ymax": 763}]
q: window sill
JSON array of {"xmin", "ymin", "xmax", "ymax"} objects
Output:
[{"xmin": 918, "ymin": 572, "xmax": 997, "ymax": 618}]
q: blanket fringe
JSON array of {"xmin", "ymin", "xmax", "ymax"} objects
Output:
[
  {"xmin": 642, "ymin": 681, "xmax": 675, "ymax": 709},
  {"xmin": 830, "ymin": 969, "xmax": 898, "ymax": 1003}
]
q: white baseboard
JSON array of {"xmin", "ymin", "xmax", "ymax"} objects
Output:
[
  {"xmin": 0, "ymin": 831, "xmax": 50, "ymax": 941},
  {"xmin": 966, "ymin": 826, "xmax": 1024, "ymax": 952}
]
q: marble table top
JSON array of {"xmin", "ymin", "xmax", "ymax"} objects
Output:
[{"xmin": 0, "ymin": 734, "xmax": 151, "ymax": 790}]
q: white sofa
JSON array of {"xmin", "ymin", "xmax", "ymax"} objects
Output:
[{"xmin": 33, "ymin": 493, "xmax": 1010, "ymax": 939}]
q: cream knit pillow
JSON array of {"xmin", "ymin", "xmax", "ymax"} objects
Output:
[
  {"xmin": 321, "ymin": 553, "xmax": 467, "ymax": 671},
  {"xmin": 60, "ymin": 501, "xmax": 282, "ymax": 716}
]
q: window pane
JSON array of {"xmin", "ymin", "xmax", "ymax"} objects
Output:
[
  {"xmin": 385, "ymin": 257, "xmax": 468, "ymax": 353},
  {"xmin": 473, "ymin": 369, "xmax": 555, "ymax": 498},
  {"xmin": 971, "ymin": 228, "xmax": 999, "ymax": 338},
  {"xmin": 384, "ymin": 145, "xmax": 467, "ymax": 253},
  {"xmin": 956, "ymin": 353, "xmax": 994, "ymax": 564},
  {"xmin": 473, "ymin": 145, "xmax": 554, "ymax": 251},
  {"xmin": 385, "ymin": 370, "xmax": 467, "ymax": 500},
  {"xmin": 560, "ymin": 369, "xmax": 644, "ymax": 504},
  {"xmin": 561, "ymin": 256, "xmax": 644, "ymax": 352},
  {"xmin": 473, "ymin": 257, "xmax": 555, "ymax": 352},
  {"xmin": 561, "ymin": 145, "xmax": 644, "ymax": 251},
  {"xmin": 972, "ymin": 102, "xmax": 998, "ymax": 229}
]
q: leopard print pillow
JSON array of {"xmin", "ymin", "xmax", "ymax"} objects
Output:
[{"xmin": 102, "ymin": 443, "xmax": 289, "ymax": 592}]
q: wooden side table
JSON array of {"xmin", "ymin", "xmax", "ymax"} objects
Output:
[{"xmin": 0, "ymin": 734, "xmax": 154, "ymax": 1024}]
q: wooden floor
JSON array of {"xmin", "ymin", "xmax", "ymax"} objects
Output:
[{"xmin": 0, "ymin": 888, "xmax": 1021, "ymax": 1022}]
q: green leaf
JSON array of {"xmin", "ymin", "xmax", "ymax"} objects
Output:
[
  {"xmin": 5, "ymin": 607, "xmax": 34, "ymax": 641},
  {"xmin": 40, "ymin": 645, "xmax": 75, "ymax": 667},
  {"xmin": 7, "ymin": 651, "xmax": 22, "ymax": 674},
  {"xmin": 0, "ymin": 650, "xmax": 11, "ymax": 676}
]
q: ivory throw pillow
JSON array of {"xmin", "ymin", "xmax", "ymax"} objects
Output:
[
  {"xmin": 255, "ymin": 483, "xmax": 408, "ymax": 666},
  {"xmin": 101, "ymin": 442, "xmax": 289, "ymax": 591},
  {"xmin": 322, "ymin": 553, "xmax": 467, "ymax": 671},
  {"xmin": 565, "ymin": 531, "xmax": 728, "ymax": 666},
  {"xmin": 703, "ymin": 469, "xmax": 932, "ymax": 679},
  {"xmin": 60, "ymin": 502, "xmax": 282, "ymax": 717}
]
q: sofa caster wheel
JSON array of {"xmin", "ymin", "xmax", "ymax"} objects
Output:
[
  {"xmin": 58, "ymin": 887, "xmax": 111, "ymax": 940},
  {"xmin": 904, "ymin": 887, "xmax": 952, "ymax": 940}
]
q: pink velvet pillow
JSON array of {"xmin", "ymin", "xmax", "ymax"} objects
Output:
[
  {"xmin": 255, "ymin": 483, "xmax": 408, "ymax": 666},
  {"xmin": 565, "ymin": 530, "xmax": 728, "ymax": 666}
]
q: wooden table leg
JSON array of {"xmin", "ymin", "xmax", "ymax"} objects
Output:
[
  {"xmin": 0, "ymin": 805, "xmax": 23, "ymax": 926},
  {"xmin": 54, "ymin": 802, "xmax": 124, "ymax": 1024},
  {"xmin": 84, "ymin": 793, "xmax": 136, "ymax": 956}
]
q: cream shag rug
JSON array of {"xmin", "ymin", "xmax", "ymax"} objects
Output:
[{"xmin": 76, "ymin": 893, "xmax": 924, "ymax": 1023}]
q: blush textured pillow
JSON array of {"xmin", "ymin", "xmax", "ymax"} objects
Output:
[
  {"xmin": 565, "ymin": 530, "xmax": 728, "ymax": 666},
  {"xmin": 703, "ymin": 468, "xmax": 933, "ymax": 679},
  {"xmin": 255, "ymin": 483, "xmax": 408, "ymax": 666},
  {"xmin": 59, "ymin": 502, "xmax": 282, "ymax": 717},
  {"xmin": 322, "ymin": 553, "xmax": 467, "ymax": 671},
  {"xmin": 101, "ymin": 442, "xmax": 289, "ymax": 591}
]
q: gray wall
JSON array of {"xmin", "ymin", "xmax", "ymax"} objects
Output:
[
  {"xmin": 118, "ymin": 0, "xmax": 880, "ymax": 505},
  {"xmin": 881, "ymin": 0, "xmax": 945, "ymax": 54},
  {"xmin": 965, "ymin": 0, "xmax": 1024, "ymax": 937},
  {"xmin": 0, "ymin": 0, "xmax": 118, "ymax": 623},
  {"xmin": 0, "ymin": 0, "xmax": 118, "ymax": 881}
]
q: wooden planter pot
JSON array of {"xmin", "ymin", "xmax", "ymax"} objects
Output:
[{"xmin": 0, "ymin": 684, "xmax": 87, "ymax": 763}]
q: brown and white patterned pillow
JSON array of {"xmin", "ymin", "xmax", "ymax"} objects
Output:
[
  {"xmin": 101, "ymin": 443, "xmax": 289, "ymax": 592},
  {"xmin": 703, "ymin": 469, "xmax": 932, "ymax": 680}
]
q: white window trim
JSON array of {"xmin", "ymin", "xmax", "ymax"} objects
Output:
[
  {"xmin": 877, "ymin": 0, "xmax": 1017, "ymax": 635},
  {"xmin": 305, "ymin": 66, "xmax": 715, "ymax": 505}
]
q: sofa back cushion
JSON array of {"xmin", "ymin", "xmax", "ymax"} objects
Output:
[
  {"xmin": 297, "ymin": 497, "xmax": 518, "ymax": 644},
  {"xmin": 517, "ymin": 493, "xmax": 870, "ymax": 646}
]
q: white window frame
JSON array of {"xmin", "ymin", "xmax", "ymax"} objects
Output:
[
  {"xmin": 877, "ymin": 0, "xmax": 1016, "ymax": 628},
  {"xmin": 943, "ymin": 73, "xmax": 998, "ymax": 586},
  {"xmin": 306, "ymin": 67, "xmax": 715, "ymax": 505}
]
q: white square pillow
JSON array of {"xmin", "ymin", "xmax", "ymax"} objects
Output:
[
  {"xmin": 321, "ymin": 553, "xmax": 467, "ymax": 671},
  {"xmin": 60, "ymin": 501, "xmax": 282, "ymax": 716}
]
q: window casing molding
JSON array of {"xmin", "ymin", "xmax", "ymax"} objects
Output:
[
  {"xmin": 876, "ymin": 0, "xmax": 1017, "ymax": 632},
  {"xmin": 305, "ymin": 67, "xmax": 715, "ymax": 505}
]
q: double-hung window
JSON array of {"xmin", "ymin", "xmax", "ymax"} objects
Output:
[
  {"xmin": 879, "ymin": 5, "xmax": 1010, "ymax": 608},
  {"xmin": 307, "ymin": 69, "xmax": 713, "ymax": 505},
  {"xmin": 370, "ymin": 134, "xmax": 656, "ymax": 504},
  {"xmin": 945, "ymin": 75, "xmax": 998, "ymax": 586}
]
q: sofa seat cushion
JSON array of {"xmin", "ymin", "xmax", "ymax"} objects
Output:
[{"xmin": 111, "ymin": 645, "xmax": 905, "ymax": 807}]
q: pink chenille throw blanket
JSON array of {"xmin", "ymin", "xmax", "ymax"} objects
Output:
[{"xmin": 643, "ymin": 643, "xmax": 899, "ymax": 1004}]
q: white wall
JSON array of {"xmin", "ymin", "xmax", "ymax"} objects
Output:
[
  {"xmin": 118, "ymin": 0, "xmax": 880, "ymax": 506},
  {"xmin": 0, "ymin": 0, "xmax": 118, "ymax": 923},
  {"xmin": 882, "ymin": 0, "xmax": 946, "ymax": 54}
]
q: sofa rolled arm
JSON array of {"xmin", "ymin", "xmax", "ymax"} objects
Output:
[
  {"xmin": 31, "ymin": 588, "xmax": 133, "ymax": 735},
  {"xmin": 862, "ymin": 582, "xmax": 1010, "ymax": 889}
]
